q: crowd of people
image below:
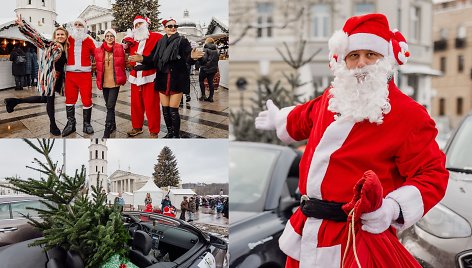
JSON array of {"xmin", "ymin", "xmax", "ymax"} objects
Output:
[{"xmin": 3, "ymin": 14, "xmax": 220, "ymax": 139}]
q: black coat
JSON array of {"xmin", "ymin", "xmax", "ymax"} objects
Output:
[
  {"xmin": 142, "ymin": 33, "xmax": 194, "ymax": 94},
  {"xmin": 199, "ymin": 43, "xmax": 219, "ymax": 74},
  {"xmin": 10, "ymin": 47, "xmax": 27, "ymax": 76}
]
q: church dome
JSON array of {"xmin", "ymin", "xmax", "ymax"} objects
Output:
[{"xmin": 179, "ymin": 9, "xmax": 196, "ymax": 27}]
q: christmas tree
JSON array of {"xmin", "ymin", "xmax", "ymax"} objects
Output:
[
  {"xmin": 6, "ymin": 139, "xmax": 130, "ymax": 268},
  {"xmin": 153, "ymin": 146, "xmax": 181, "ymax": 188},
  {"xmin": 112, "ymin": 0, "xmax": 161, "ymax": 32}
]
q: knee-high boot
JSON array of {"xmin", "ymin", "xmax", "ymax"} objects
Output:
[
  {"xmin": 169, "ymin": 107, "xmax": 181, "ymax": 138},
  {"xmin": 83, "ymin": 108, "xmax": 94, "ymax": 134},
  {"xmin": 46, "ymin": 96, "xmax": 60, "ymax": 136},
  {"xmin": 162, "ymin": 106, "xmax": 173, "ymax": 138},
  {"xmin": 62, "ymin": 106, "xmax": 76, "ymax": 137}
]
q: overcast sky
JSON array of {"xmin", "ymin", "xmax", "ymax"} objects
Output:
[
  {"xmin": 0, "ymin": 0, "xmax": 228, "ymax": 26},
  {"xmin": 0, "ymin": 139, "xmax": 228, "ymax": 184}
]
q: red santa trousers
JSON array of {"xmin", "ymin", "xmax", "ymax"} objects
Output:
[
  {"xmin": 65, "ymin": 72, "xmax": 93, "ymax": 108},
  {"xmin": 130, "ymin": 82, "xmax": 160, "ymax": 134}
]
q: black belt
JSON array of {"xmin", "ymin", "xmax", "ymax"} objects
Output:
[
  {"xmin": 300, "ymin": 195, "xmax": 347, "ymax": 222},
  {"xmin": 133, "ymin": 64, "xmax": 155, "ymax": 71}
]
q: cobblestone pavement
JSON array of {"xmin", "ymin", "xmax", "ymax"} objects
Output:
[{"xmin": 0, "ymin": 75, "xmax": 228, "ymax": 139}]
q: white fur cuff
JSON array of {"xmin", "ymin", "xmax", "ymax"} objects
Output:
[
  {"xmin": 275, "ymin": 106, "xmax": 296, "ymax": 144},
  {"xmin": 386, "ymin": 185, "xmax": 424, "ymax": 231}
]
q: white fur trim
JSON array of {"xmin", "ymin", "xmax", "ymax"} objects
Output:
[
  {"xmin": 399, "ymin": 41, "xmax": 408, "ymax": 51},
  {"xmin": 128, "ymin": 73, "xmax": 156, "ymax": 86},
  {"xmin": 386, "ymin": 185, "xmax": 424, "ymax": 231},
  {"xmin": 328, "ymin": 30, "xmax": 349, "ymax": 60},
  {"xmin": 300, "ymin": 218, "xmax": 322, "ymax": 267},
  {"xmin": 133, "ymin": 18, "xmax": 147, "ymax": 26},
  {"xmin": 83, "ymin": 105, "xmax": 93, "ymax": 109},
  {"xmin": 348, "ymin": 33, "xmax": 389, "ymax": 57},
  {"xmin": 66, "ymin": 66, "xmax": 92, "ymax": 72},
  {"xmin": 104, "ymin": 28, "xmax": 116, "ymax": 37},
  {"xmin": 275, "ymin": 106, "xmax": 297, "ymax": 144},
  {"xmin": 306, "ymin": 118, "xmax": 356, "ymax": 198},
  {"xmin": 398, "ymin": 52, "xmax": 407, "ymax": 64},
  {"xmin": 279, "ymin": 220, "xmax": 302, "ymax": 260}
]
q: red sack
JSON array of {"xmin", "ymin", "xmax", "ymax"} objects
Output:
[{"xmin": 341, "ymin": 170, "xmax": 421, "ymax": 268}]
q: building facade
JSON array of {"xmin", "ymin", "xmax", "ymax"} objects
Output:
[
  {"xmin": 88, "ymin": 139, "xmax": 108, "ymax": 193},
  {"xmin": 77, "ymin": 4, "xmax": 114, "ymax": 38},
  {"xmin": 230, "ymin": 0, "xmax": 438, "ymax": 112},
  {"xmin": 0, "ymin": 179, "xmax": 20, "ymax": 195},
  {"xmin": 15, "ymin": 0, "xmax": 57, "ymax": 37},
  {"xmin": 432, "ymin": 0, "xmax": 472, "ymax": 129},
  {"xmin": 108, "ymin": 170, "xmax": 148, "ymax": 194}
]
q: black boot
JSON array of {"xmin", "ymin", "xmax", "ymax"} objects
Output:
[
  {"xmin": 83, "ymin": 108, "xmax": 94, "ymax": 134},
  {"xmin": 62, "ymin": 106, "xmax": 76, "ymax": 137},
  {"xmin": 162, "ymin": 106, "xmax": 173, "ymax": 138},
  {"xmin": 170, "ymin": 107, "xmax": 181, "ymax": 138},
  {"xmin": 186, "ymin": 94, "xmax": 191, "ymax": 102},
  {"xmin": 46, "ymin": 96, "xmax": 60, "ymax": 136},
  {"xmin": 4, "ymin": 98, "xmax": 19, "ymax": 113},
  {"xmin": 103, "ymin": 123, "xmax": 113, "ymax": 138}
]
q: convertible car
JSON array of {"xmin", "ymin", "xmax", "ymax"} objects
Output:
[{"xmin": 0, "ymin": 211, "xmax": 228, "ymax": 268}]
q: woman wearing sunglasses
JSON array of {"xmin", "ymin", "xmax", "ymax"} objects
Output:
[
  {"xmin": 130, "ymin": 18, "xmax": 203, "ymax": 138},
  {"xmin": 4, "ymin": 14, "xmax": 68, "ymax": 136},
  {"xmin": 94, "ymin": 29, "xmax": 127, "ymax": 138}
]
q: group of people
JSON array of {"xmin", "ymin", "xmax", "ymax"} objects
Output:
[
  {"xmin": 4, "ymin": 14, "xmax": 219, "ymax": 139},
  {"xmin": 9, "ymin": 44, "xmax": 38, "ymax": 90}
]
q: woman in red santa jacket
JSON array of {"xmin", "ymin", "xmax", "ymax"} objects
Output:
[
  {"xmin": 255, "ymin": 13, "xmax": 448, "ymax": 268},
  {"xmin": 4, "ymin": 15, "xmax": 68, "ymax": 136},
  {"xmin": 62, "ymin": 18, "xmax": 96, "ymax": 137},
  {"xmin": 94, "ymin": 29, "xmax": 126, "ymax": 138}
]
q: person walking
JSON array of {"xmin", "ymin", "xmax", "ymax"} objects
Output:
[
  {"xmin": 4, "ymin": 15, "xmax": 68, "ymax": 136},
  {"xmin": 24, "ymin": 45, "xmax": 34, "ymax": 89},
  {"xmin": 179, "ymin": 196, "xmax": 189, "ymax": 221},
  {"xmin": 129, "ymin": 18, "xmax": 203, "ymax": 138},
  {"xmin": 9, "ymin": 44, "xmax": 27, "ymax": 90},
  {"xmin": 255, "ymin": 13, "xmax": 448, "ymax": 267},
  {"xmin": 198, "ymin": 37, "xmax": 219, "ymax": 102},
  {"xmin": 187, "ymin": 196, "xmax": 196, "ymax": 222},
  {"xmin": 30, "ymin": 46, "xmax": 39, "ymax": 90},
  {"xmin": 94, "ymin": 28, "xmax": 127, "ymax": 138}
]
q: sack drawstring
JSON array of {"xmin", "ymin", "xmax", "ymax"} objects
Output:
[{"xmin": 342, "ymin": 208, "xmax": 362, "ymax": 268}]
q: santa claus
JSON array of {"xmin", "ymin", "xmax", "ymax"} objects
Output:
[
  {"xmin": 125, "ymin": 16, "xmax": 162, "ymax": 138},
  {"xmin": 62, "ymin": 18, "xmax": 96, "ymax": 137},
  {"xmin": 255, "ymin": 13, "xmax": 448, "ymax": 268}
]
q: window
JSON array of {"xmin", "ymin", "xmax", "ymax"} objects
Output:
[
  {"xmin": 28, "ymin": 0, "xmax": 32, "ymax": 4},
  {"xmin": 410, "ymin": 6, "xmax": 421, "ymax": 42},
  {"xmin": 355, "ymin": 3, "xmax": 375, "ymax": 15},
  {"xmin": 102, "ymin": 151, "xmax": 104, "ymax": 159},
  {"xmin": 440, "ymin": 56, "xmax": 446, "ymax": 73},
  {"xmin": 102, "ymin": 166, "xmax": 104, "ymax": 173},
  {"xmin": 96, "ymin": 166, "xmax": 98, "ymax": 172},
  {"xmin": 439, "ymin": 98, "xmax": 446, "ymax": 116},
  {"xmin": 29, "ymin": 17, "xmax": 32, "ymax": 23},
  {"xmin": 42, "ymin": 18, "xmax": 45, "ymax": 23},
  {"xmin": 95, "ymin": 150, "xmax": 98, "ymax": 159},
  {"xmin": 457, "ymin": 97, "xmax": 463, "ymax": 115},
  {"xmin": 90, "ymin": 151, "xmax": 92, "ymax": 160},
  {"xmin": 311, "ymin": 4, "xmax": 331, "ymax": 39},
  {"xmin": 95, "ymin": 139, "xmax": 99, "ymax": 144},
  {"xmin": 256, "ymin": 2, "xmax": 274, "ymax": 38},
  {"xmin": 458, "ymin": 55, "xmax": 464, "ymax": 73},
  {"xmin": 42, "ymin": 0, "xmax": 45, "ymax": 7}
]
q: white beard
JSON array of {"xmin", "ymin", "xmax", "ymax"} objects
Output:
[
  {"xmin": 71, "ymin": 27, "xmax": 87, "ymax": 41},
  {"xmin": 133, "ymin": 24, "xmax": 150, "ymax": 41},
  {"xmin": 328, "ymin": 58, "xmax": 395, "ymax": 124}
]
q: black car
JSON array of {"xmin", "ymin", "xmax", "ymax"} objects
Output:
[
  {"xmin": 229, "ymin": 142, "xmax": 301, "ymax": 268},
  {"xmin": 0, "ymin": 211, "xmax": 228, "ymax": 268}
]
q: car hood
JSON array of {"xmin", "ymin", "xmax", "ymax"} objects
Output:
[
  {"xmin": 229, "ymin": 211, "xmax": 260, "ymax": 226},
  {"xmin": 441, "ymin": 171, "xmax": 472, "ymax": 222}
]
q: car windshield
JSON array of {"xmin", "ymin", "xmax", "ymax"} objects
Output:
[
  {"xmin": 446, "ymin": 116, "xmax": 472, "ymax": 173},
  {"xmin": 229, "ymin": 145, "xmax": 280, "ymax": 212}
]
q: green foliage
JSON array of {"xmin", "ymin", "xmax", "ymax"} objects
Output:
[
  {"xmin": 5, "ymin": 139, "xmax": 130, "ymax": 268},
  {"xmin": 230, "ymin": 74, "xmax": 309, "ymax": 145},
  {"xmin": 153, "ymin": 146, "xmax": 180, "ymax": 188},
  {"xmin": 112, "ymin": 0, "xmax": 161, "ymax": 32}
]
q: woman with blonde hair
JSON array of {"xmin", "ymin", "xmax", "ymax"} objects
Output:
[{"xmin": 4, "ymin": 15, "xmax": 69, "ymax": 136}]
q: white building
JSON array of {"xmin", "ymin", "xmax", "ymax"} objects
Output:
[
  {"xmin": 0, "ymin": 179, "xmax": 21, "ymax": 195},
  {"xmin": 77, "ymin": 4, "xmax": 114, "ymax": 38},
  {"xmin": 230, "ymin": 0, "xmax": 440, "ymax": 112},
  {"xmin": 15, "ymin": 0, "xmax": 57, "ymax": 37},
  {"xmin": 88, "ymin": 138, "xmax": 108, "ymax": 193},
  {"xmin": 108, "ymin": 170, "xmax": 149, "ymax": 194}
]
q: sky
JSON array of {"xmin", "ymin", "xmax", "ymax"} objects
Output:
[
  {"xmin": 0, "ymin": 139, "xmax": 229, "ymax": 184},
  {"xmin": 0, "ymin": 0, "xmax": 228, "ymax": 26}
]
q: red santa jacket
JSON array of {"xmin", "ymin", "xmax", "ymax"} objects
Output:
[
  {"xmin": 128, "ymin": 31, "xmax": 162, "ymax": 86},
  {"xmin": 66, "ymin": 36, "xmax": 96, "ymax": 72},
  {"xmin": 276, "ymin": 80, "xmax": 448, "ymax": 267},
  {"xmin": 94, "ymin": 43, "xmax": 127, "ymax": 90}
]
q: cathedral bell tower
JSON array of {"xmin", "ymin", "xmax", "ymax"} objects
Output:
[{"xmin": 88, "ymin": 139, "xmax": 108, "ymax": 193}]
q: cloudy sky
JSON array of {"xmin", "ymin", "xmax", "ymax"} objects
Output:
[
  {"xmin": 0, "ymin": 0, "xmax": 228, "ymax": 25},
  {"xmin": 0, "ymin": 139, "xmax": 228, "ymax": 184}
]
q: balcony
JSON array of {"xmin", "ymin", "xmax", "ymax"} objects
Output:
[
  {"xmin": 455, "ymin": 37, "xmax": 466, "ymax": 48},
  {"xmin": 434, "ymin": 39, "xmax": 448, "ymax": 51}
]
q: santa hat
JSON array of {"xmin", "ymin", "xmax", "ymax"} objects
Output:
[
  {"xmin": 162, "ymin": 18, "xmax": 176, "ymax": 26},
  {"xmin": 328, "ymin": 13, "xmax": 410, "ymax": 66},
  {"xmin": 74, "ymin": 18, "xmax": 87, "ymax": 27},
  {"xmin": 133, "ymin": 15, "xmax": 151, "ymax": 27},
  {"xmin": 104, "ymin": 28, "xmax": 116, "ymax": 38}
]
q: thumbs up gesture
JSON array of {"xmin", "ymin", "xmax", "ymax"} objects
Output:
[{"xmin": 255, "ymin": 99, "xmax": 280, "ymax": 130}]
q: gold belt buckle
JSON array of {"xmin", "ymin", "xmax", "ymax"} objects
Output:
[{"xmin": 300, "ymin": 195, "xmax": 309, "ymax": 205}]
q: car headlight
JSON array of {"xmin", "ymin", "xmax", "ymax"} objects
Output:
[{"xmin": 416, "ymin": 203, "xmax": 472, "ymax": 238}]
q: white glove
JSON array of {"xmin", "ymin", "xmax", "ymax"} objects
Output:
[
  {"xmin": 255, "ymin": 99, "xmax": 279, "ymax": 130},
  {"xmin": 360, "ymin": 198, "xmax": 400, "ymax": 234}
]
